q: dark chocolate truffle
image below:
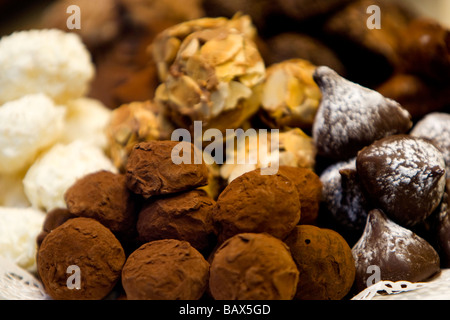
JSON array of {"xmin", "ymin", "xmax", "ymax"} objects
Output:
[
  {"xmin": 121, "ymin": 239, "xmax": 209, "ymax": 300},
  {"xmin": 435, "ymin": 185, "xmax": 450, "ymax": 267},
  {"xmin": 126, "ymin": 140, "xmax": 209, "ymax": 198},
  {"xmin": 320, "ymin": 158, "xmax": 371, "ymax": 236},
  {"xmin": 36, "ymin": 207, "xmax": 76, "ymax": 248},
  {"xmin": 137, "ymin": 189, "xmax": 215, "ymax": 251},
  {"xmin": 64, "ymin": 170, "xmax": 137, "ymax": 239},
  {"xmin": 398, "ymin": 18, "xmax": 450, "ymax": 82},
  {"xmin": 212, "ymin": 169, "xmax": 301, "ymax": 243},
  {"xmin": 209, "ymin": 233, "xmax": 299, "ymax": 300},
  {"xmin": 284, "ymin": 225, "xmax": 355, "ymax": 300},
  {"xmin": 37, "ymin": 217, "xmax": 126, "ymax": 300},
  {"xmin": 352, "ymin": 209, "xmax": 440, "ymax": 293},
  {"xmin": 356, "ymin": 134, "xmax": 446, "ymax": 227},
  {"xmin": 312, "ymin": 66, "xmax": 412, "ymax": 161},
  {"xmin": 278, "ymin": 166, "xmax": 322, "ymax": 225}
]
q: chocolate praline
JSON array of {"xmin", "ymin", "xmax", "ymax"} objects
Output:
[
  {"xmin": 356, "ymin": 134, "xmax": 446, "ymax": 227},
  {"xmin": 37, "ymin": 217, "xmax": 126, "ymax": 300},
  {"xmin": 209, "ymin": 233, "xmax": 299, "ymax": 300},
  {"xmin": 352, "ymin": 209, "xmax": 440, "ymax": 293},
  {"xmin": 212, "ymin": 168, "xmax": 301, "ymax": 243},
  {"xmin": 121, "ymin": 239, "xmax": 209, "ymax": 300},
  {"xmin": 126, "ymin": 140, "xmax": 209, "ymax": 198},
  {"xmin": 137, "ymin": 189, "xmax": 215, "ymax": 252},
  {"xmin": 284, "ymin": 225, "xmax": 355, "ymax": 300}
]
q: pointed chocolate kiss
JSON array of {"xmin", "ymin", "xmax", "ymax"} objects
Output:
[
  {"xmin": 357, "ymin": 134, "xmax": 446, "ymax": 227},
  {"xmin": 312, "ymin": 66, "xmax": 412, "ymax": 160},
  {"xmin": 352, "ymin": 209, "xmax": 440, "ymax": 293}
]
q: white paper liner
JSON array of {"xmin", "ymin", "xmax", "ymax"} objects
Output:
[
  {"xmin": 0, "ymin": 256, "xmax": 50, "ymax": 300},
  {"xmin": 353, "ymin": 269, "xmax": 450, "ymax": 300}
]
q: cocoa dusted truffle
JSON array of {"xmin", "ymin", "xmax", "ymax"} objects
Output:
[
  {"xmin": 121, "ymin": 239, "xmax": 209, "ymax": 300},
  {"xmin": 36, "ymin": 207, "xmax": 76, "ymax": 248},
  {"xmin": 278, "ymin": 166, "xmax": 322, "ymax": 225},
  {"xmin": 352, "ymin": 209, "xmax": 440, "ymax": 293},
  {"xmin": 37, "ymin": 217, "xmax": 126, "ymax": 300},
  {"xmin": 212, "ymin": 169, "xmax": 301, "ymax": 243},
  {"xmin": 312, "ymin": 66, "xmax": 412, "ymax": 161},
  {"xmin": 137, "ymin": 189, "xmax": 215, "ymax": 252},
  {"xmin": 356, "ymin": 135, "xmax": 446, "ymax": 227},
  {"xmin": 209, "ymin": 233, "xmax": 299, "ymax": 300},
  {"xmin": 64, "ymin": 170, "xmax": 137, "ymax": 240},
  {"xmin": 126, "ymin": 140, "xmax": 209, "ymax": 198},
  {"xmin": 284, "ymin": 225, "xmax": 355, "ymax": 300}
]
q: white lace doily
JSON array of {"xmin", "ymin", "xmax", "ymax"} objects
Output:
[
  {"xmin": 353, "ymin": 269, "xmax": 450, "ymax": 300},
  {"xmin": 0, "ymin": 256, "xmax": 50, "ymax": 300}
]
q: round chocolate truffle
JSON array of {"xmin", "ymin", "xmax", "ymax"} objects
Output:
[
  {"xmin": 284, "ymin": 225, "xmax": 355, "ymax": 300},
  {"xmin": 37, "ymin": 217, "xmax": 126, "ymax": 300},
  {"xmin": 278, "ymin": 166, "xmax": 322, "ymax": 225},
  {"xmin": 137, "ymin": 189, "xmax": 215, "ymax": 252},
  {"xmin": 212, "ymin": 169, "xmax": 301, "ymax": 243},
  {"xmin": 352, "ymin": 209, "xmax": 440, "ymax": 293},
  {"xmin": 356, "ymin": 134, "xmax": 447, "ymax": 227},
  {"xmin": 209, "ymin": 233, "xmax": 299, "ymax": 300},
  {"xmin": 36, "ymin": 207, "xmax": 76, "ymax": 248},
  {"xmin": 64, "ymin": 170, "xmax": 137, "ymax": 239},
  {"xmin": 126, "ymin": 140, "xmax": 209, "ymax": 198},
  {"xmin": 121, "ymin": 239, "xmax": 209, "ymax": 300}
]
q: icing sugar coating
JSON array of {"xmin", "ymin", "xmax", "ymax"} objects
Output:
[
  {"xmin": 411, "ymin": 112, "xmax": 450, "ymax": 178},
  {"xmin": 312, "ymin": 66, "xmax": 412, "ymax": 160},
  {"xmin": 352, "ymin": 209, "xmax": 440, "ymax": 293},
  {"xmin": 357, "ymin": 134, "xmax": 446, "ymax": 227},
  {"xmin": 320, "ymin": 158, "xmax": 370, "ymax": 235}
]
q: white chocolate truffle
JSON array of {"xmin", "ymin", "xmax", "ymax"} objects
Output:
[
  {"xmin": 23, "ymin": 140, "xmax": 117, "ymax": 212},
  {"xmin": 0, "ymin": 207, "xmax": 45, "ymax": 272},
  {"xmin": 0, "ymin": 172, "xmax": 30, "ymax": 208},
  {"xmin": 0, "ymin": 94, "xmax": 66, "ymax": 174},
  {"xmin": 60, "ymin": 97, "xmax": 112, "ymax": 150},
  {"xmin": 0, "ymin": 29, "xmax": 94, "ymax": 105}
]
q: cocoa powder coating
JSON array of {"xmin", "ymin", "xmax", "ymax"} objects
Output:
[
  {"xmin": 126, "ymin": 141, "xmax": 209, "ymax": 198},
  {"xmin": 284, "ymin": 225, "xmax": 355, "ymax": 300},
  {"xmin": 209, "ymin": 233, "xmax": 299, "ymax": 300},
  {"xmin": 212, "ymin": 169, "xmax": 301, "ymax": 243},
  {"xmin": 137, "ymin": 189, "xmax": 215, "ymax": 252},
  {"xmin": 37, "ymin": 217, "xmax": 126, "ymax": 300},
  {"xmin": 121, "ymin": 239, "xmax": 210, "ymax": 300}
]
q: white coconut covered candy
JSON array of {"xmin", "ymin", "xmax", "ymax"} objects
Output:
[
  {"xmin": 0, "ymin": 93, "xmax": 66, "ymax": 174},
  {"xmin": 59, "ymin": 97, "xmax": 112, "ymax": 150},
  {"xmin": 23, "ymin": 140, "xmax": 117, "ymax": 212},
  {"xmin": 0, "ymin": 207, "xmax": 45, "ymax": 272},
  {"xmin": 0, "ymin": 29, "xmax": 94, "ymax": 105}
]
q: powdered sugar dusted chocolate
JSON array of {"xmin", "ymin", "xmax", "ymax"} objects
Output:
[
  {"xmin": 320, "ymin": 157, "xmax": 371, "ymax": 235},
  {"xmin": 411, "ymin": 112, "xmax": 450, "ymax": 178},
  {"xmin": 352, "ymin": 209, "xmax": 440, "ymax": 293},
  {"xmin": 312, "ymin": 66, "xmax": 412, "ymax": 160},
  {"xmin": 357, "ymin": 134, "xmax": 446, "ymax": 227}
]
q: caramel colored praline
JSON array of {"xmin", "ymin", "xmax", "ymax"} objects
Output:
[
  {"xmin": 212, "ymin": 168, "xmax": 301, "ymax": 243},
  {"xmin": 37, "ymin": 217, "xmax": 126, "ymax": 300},
  {"xmin": 126, "ymin": 140, "xmax": 209, "ymax": 198},
  {"xmin": 209, "ymin": 233, "xmax": 299, "ymax": 300},
  {"xmin": 284, "ymin": 225, "xmax": 355, "ymax": 300},
  {"xmin": 137, "ymin": 189, "xmax": 216, "ymax": 252},
  {"xmin": 121, "ymin": 239, "xmax": 209, "ymax": 300}
]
